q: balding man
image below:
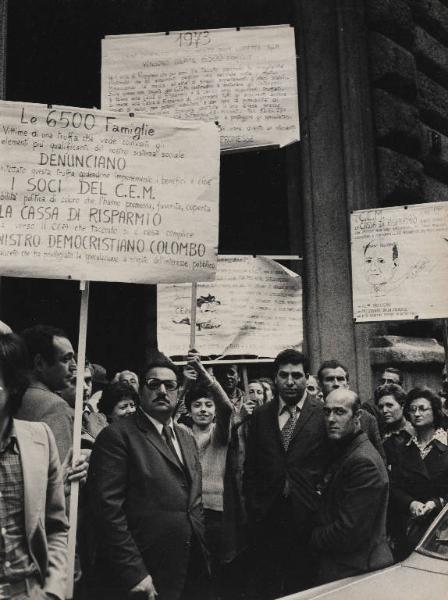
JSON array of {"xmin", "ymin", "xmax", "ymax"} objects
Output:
[
  {"xmin": 317, "ymin": 360, "xmax": 386, "ymax": 462},
  {"xmin": 311, "ymin": 388, "xmax": 393, "ymax": 584}
]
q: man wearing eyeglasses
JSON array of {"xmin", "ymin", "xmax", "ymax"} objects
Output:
[{"xmin": 87, "ymin": 351, "xmax": 210, "ymax": 600}]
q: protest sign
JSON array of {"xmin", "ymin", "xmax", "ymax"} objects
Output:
[
  {"xmin": 157, "ymin": 255, "xmax": 303, "ymax": 357},
  {"xmin": 102, "ymin": 25, "xmax": 300, "ymax": 150},
  {"xmin": 0, "ymin": 100, "xmax": 220, "ymax": 284},
  {"xmin": 351, "ymin": 202, "xmax": 448, "ymax": 322}
]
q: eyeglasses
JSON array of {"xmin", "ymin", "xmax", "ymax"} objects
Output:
[
  {"xmin": 408, "ymin": 406, "xmax": 432, "ymax": 414},
  {"xmin": 145, "ymin": 378, "xmax": 178, "ymax": 391}
]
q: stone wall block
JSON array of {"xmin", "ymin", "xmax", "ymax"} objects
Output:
[
  {"xmin": 423, "ymin": 174, "xmax": 448, "ymax": 200},
  {"xmin": 411, "ymin": 0, "xmax": 448, "ymax": 45},
  {"xmin": 414, "ymin": 26, "xmax": 448, "ymax": 85},
  {"xmin": 417, "ymin": 71, "xmax": 448, "ymax": 135},
  {"xmin": 369, "ymin": 32, "xmax": 417, "ymax": 100},
  {"xmin": 373, "ymin": 88, "xmax": 423, "ymax": 156},
  {"xmin": 366, "ymin": 0, "xmax": 415, "ymax": 47},
  {"xmin": 420, "ymin": 125, "xmax": 448, "ymax": 183},
  {"xmin": 377, "ymin": 146, "xmax": 424, "ymax": 203},
  {"xmin": 370, "ymin": 335, "xmax": 445, "ymax": 391}
]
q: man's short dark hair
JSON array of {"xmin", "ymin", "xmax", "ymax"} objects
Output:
[
  {"xmin": 382, "ymin": 367, "xmax": 402, "ymax": 385},
  {"xmin": 0, "ymin": 333, "xmax": 30, "ymax": 416},
  {"xmin": 405, "ymin": 387, "xmax": 445, "ymax": 428},
  {"xmin": 142, "ymin": 350, "xmax": 178, "ymax": 383},
  {"xmin": 317, "ymin": 360, "xmax": 349, "ymax": 384},
  {"xmin": 20, "ymin": 324, "xmax": 68, "ymax": 367},
  {"xmin": 273, "ymin": 349, "xmax": 309, "ymax": 375},
  {"xmin": 98, "ymin": 381, "xmax": 140, "ymax": 420},
  {"xmin": 374, "ymin": 383, "xmax": 406, "ymax": 406}
]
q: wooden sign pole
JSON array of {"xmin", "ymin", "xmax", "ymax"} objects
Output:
[
  {"xmin": 442, "ymin": 318, "xmax": 448, "ymax": 374},
  {"xmin": 189, "ymin": 282, "xmax": 197, "ymax": 351},
  {"xmin": 66, "ymin": 280, "xmax": 90, "ymax": 599}
]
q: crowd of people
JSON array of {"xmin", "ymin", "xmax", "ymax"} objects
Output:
[{"xmin": 0, "ymin": 322, "xmax": 447, "ymax": 600}]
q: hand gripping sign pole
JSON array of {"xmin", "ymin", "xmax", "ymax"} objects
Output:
[{"xmin": 66, "ymin": 281, "xmax": 90, "ymax": 599}]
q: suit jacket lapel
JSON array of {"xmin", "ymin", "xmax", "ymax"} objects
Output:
[
  {"xmin": 14, "ymin": 420, "xmax": 47, "ymax": 538},
  {"xmin": 135, "ymin": 410, "xmax": 185, "ymax": 474},
  {"xmin": 174, "ymin": 424, "xmax": 196, "ymax": 483}
]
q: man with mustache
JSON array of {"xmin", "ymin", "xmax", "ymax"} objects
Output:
[{"xmin": 87, "ymin": 351, "xmax": 209, "ymax": 600}]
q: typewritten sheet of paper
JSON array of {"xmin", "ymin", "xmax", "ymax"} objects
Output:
[
  {"xmin": 351, "ymin": 202, "xmax": 448, "ymax": 322},
  {"xmin": 0, "ymin": 101, "xmax": 220, "ymax": 283},
  {"xmin": 102, "ymin": 25, "xmax": 300, "ymax": 150}
]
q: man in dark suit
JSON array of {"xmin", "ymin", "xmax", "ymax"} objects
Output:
[
  {"xmin": 311, "ymin": 388, "xmax": 393, "ymax": 584},
  {"xmin": 244, "ymin": 349, "xmax": 328, "ymax": 598},
  {"xmin": 87, "ymin": 352, "xmax": 210, "ymax": 600}
]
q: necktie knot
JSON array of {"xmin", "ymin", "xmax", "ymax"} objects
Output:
[{"xmin": 281, "ymin": 405, "xmax": 299, "ymax": 451}]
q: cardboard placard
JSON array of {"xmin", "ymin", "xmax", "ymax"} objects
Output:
[{"xmin": 0, "ymin": 100, "xmax": 220, "ymax": 283}]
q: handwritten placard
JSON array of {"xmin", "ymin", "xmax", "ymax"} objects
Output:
[
  {"xmin": 157, "ymin": 255, "xmax": 303, "ymax": 357},
  {"xmin": 351, "ymin": 202, "xmax": 448, "ymax": 322},
  {"xmin": 102, "ymin": 25, "xmax": 300, "ymax": 150},
  {"xmin": 0, "ymin": 100, "xmax": 220, "ymax": 283}
]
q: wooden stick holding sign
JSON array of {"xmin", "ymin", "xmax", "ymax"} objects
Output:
[
  {"xmin": 66, "ymin": 281, "xmax": 90, "ymax": 599},
  {"xmin": 442, "ymin": 319, "xmax": 448, "ymax": 375},
  {"xmin": 189, "ymin": 282, "xmax": 198, "ymax": 351}
]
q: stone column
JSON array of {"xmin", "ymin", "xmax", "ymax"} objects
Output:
[{"xmin": 293, "ymin": 0, "xmax": 381, "ymax": 395}]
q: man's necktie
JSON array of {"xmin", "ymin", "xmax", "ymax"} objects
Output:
[
  {"xmin": 162, "ymin": 424, "xmax": 183, "ymax": 466},
  {"xmin": 281, "ymin": 406, "xmax": 299, "ymax": 451}
]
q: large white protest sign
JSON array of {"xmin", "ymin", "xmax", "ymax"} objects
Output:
[
  {"xmin": 0, "ymin": 100, "xmax": 220, "ymax": 283},
  {"xmin": 351, "ymin": 202, "xmax": 448, "ymax": 322},
  {"xmin": 157, "ymin": 255, "xmax": 303, "ymax": 357},
  {"xmin": 102, "ymin": 25, "xmax": 300, "ymax": 151}
]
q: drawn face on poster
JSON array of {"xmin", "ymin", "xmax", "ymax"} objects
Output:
[{"xmin": 363, "ymin": 239, "xmax": 399, "ymax": 293}]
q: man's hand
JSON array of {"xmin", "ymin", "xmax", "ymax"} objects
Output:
[
  {"xmin": 62, "ymin": 448, "xmax": 91, "ymax": 495},
  {"xmin": 187, "ymin": 354, "xmax": 213, "ymax": 385},
  {"xmin": 129, "ymin": 575, "xmax": 158, "ymax": 599},
  {"xmin": 422, "ymin": 500, "xmax": 437, "ymax": 515},
  {"xmin": 409, "ymin": 500, "xmax": 426, "ymax": 518}
]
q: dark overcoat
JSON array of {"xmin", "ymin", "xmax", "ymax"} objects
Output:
[
  {"xmin": 311, "ymin": 432, "xmax": 393, "ymax": 583},
  {"xmin": 87, "ymin": 408, "xmax": 208, "ymax": 600}
]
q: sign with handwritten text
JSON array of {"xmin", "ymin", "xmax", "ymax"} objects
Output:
[
  {"xmin": 158, "ymin": 255, "xmax": 303, "ymax": 357},
  {"xmin": 0, "ymin": 100, "xmax": 220, "ymax": 283},
  {"xmin": 102, "ymin": 25, "xmax": 300, "ymax": 150},
  {"xmin": 351, "ymin": 202, "xmax": 448, "ymax": 322}
]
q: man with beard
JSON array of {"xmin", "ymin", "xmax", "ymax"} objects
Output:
[{"xmin": 87, "ymin": 351, "xmax": 210, "ymax": 600}]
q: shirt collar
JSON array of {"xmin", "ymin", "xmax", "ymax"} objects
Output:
[
  {"xmin": 278, "ymin": 391, "xmax": 307, "ymax": 416},
  {"xmin": 145, "ymin": 412, "xmax": 175, "ymax": 436},
  {"xmin": 0, "ymin": 418, "xmax": 19, "ymax": 454},
  {"xmin": 407, "ymin": 428, "xmax": 448, "ymax": 449}
]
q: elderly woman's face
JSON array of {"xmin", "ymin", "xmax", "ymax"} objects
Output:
[
  {"xmin": 408, "ymin": 397, "xmax": 433, "ymax": 429},
  {"xmin": 377, "ymin": 394, "xmax": 403, "ymax": 426},
  {"xmin": 111, "ymin": 396, "xmax": 136, "ymax": 421}
]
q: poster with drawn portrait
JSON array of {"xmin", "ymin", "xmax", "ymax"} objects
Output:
[{"xmin": 351, "ymin": 202, "xmax": 448, "ymax": 322}]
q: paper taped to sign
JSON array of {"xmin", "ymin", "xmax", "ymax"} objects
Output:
[
  {"xmin": 0, "ymin": 100, "xmax": 220, "ymax": 284},
  {"xmin": 351, "ymin": 202, "xmax": 448, "ymax": 322},
  {"xmin": 157, "ymin": 255, "xmax": 303, "ymax": 357},
  {"xmin": 102, "ymin": 25, "xmax": 300, "ymax": 150}
]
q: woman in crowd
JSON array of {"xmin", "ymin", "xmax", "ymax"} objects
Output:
[
  {"xmin": 390, "ymin": 387, "xmax": 448, "ymax": 559},
  {"xmin": 184, "ymin": 356, "xmax": 245, "ymax": 599},
  {"xmin": 259, "ymin": 377, "xmax": 275, "ymax": 402},
  {"xmin": 247, "ymin": 379, "xmax": 266, "ymax": 409},
  {"xmin": 97, "ymin": 380, "xmax": 138, "ymax": 423},
  {"xmin": 375, "ymin": 383, "xmax": 414, "ymax": 465}
]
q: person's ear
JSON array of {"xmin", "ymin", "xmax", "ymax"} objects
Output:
[{"xmin": 34, "ymin": 352, "xmax": 46, "ymax": 373}]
